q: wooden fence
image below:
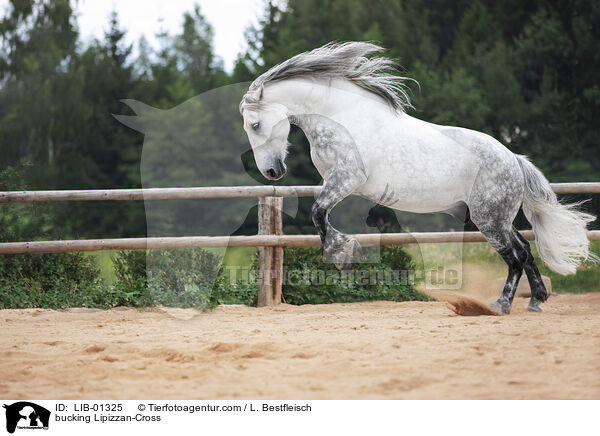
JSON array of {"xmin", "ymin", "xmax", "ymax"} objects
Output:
[{"xmin": 1, "ymin": 183, "xmax": 599, "ymax": 306}]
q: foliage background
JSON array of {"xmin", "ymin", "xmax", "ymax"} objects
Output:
[
  {"xmin": 1, "ymin": 0, "xmax": 598, "ymax": 239},
  {"xmin": 0, "ymin": 0, "xmax": 598, "ymax": 307}
]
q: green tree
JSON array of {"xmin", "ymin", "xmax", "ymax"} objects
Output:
[
  {"xmin": 175, "ymin": 5, "xmax": 226, "ymax": 92},
  {"xmin": 0, "ymin": 0, "xmax": 78, "ymax": 167}
]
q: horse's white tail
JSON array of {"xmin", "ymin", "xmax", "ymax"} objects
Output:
[{"xmin": 516, "ymin": 155, "xmax": 596, "ymax": 275}]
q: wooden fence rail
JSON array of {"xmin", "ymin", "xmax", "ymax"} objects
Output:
[
  {"xmin": 1, "ymin": 183, "xmax": 599, "ymax": 306},
  {"xmin": 0, "ymin": 186, "xmax": 321, "ymax": 202},
  {"xmin": 1, "ymin": 182, "xmax": 599, "ymax": 203},
  {"xmin": 2, "ymin": 231, "xmax": 600, "ymax": 255}
]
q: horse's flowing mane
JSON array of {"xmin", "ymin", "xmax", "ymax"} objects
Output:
[{"xmin": 241, "ymin": 42, "xmax": 413, "ymax": 112}]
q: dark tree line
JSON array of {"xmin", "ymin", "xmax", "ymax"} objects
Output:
[{"xmin": 1, "ymin": 0, "xmax": 598, "ymax": 243}]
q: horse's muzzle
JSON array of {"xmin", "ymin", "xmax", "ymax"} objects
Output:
[{"xmin": 266, "ymin": 159, "xmax": 286, "ymax": 180}]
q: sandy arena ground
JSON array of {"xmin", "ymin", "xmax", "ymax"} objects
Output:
[{"xmin": 1, "ymin": 292, "xmax": 599, "ymax": 399}]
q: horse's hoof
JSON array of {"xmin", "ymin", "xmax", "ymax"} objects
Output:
[
  {"xmin": 526, "ymin": 300, "xmax": 543, "ymax": 313},
  {"xmin": 490, "ymin": 299, "xmax": 511, "ymax": 314},
  {"xmin": 333, "ymin": 261, "xmax": 352, "ymax": 272},
  {"xmin": 343, "ymin": 237, "xmax": 362, "ymax": 260},
  {"xmin": 329, "ymin": 237, "xmax": 362, "ymax": 270},
  {"xmin": 333, "ymin": 251, "xmax": 354, "ymax": 272},
  {"xmin": 331, "ymin": 250, "xmax": 351, "ymax": 271}
]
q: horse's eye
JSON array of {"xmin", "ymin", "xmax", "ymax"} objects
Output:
[{"xmin": 251, "ymin": 122, "xmax": 260, "ymax": 131}]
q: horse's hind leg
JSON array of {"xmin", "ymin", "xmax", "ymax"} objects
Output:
[
  {"xmin": 468, "ymin": 155, "xmax": 532, "ymax": 314},
  {"xmin": 477, "ymin": 224, "xmax": 528, "ymax": 314},
  {"xmin": 512, "ymin": 230, "xmax": 549, "ymax": 312},
  {"xmin": 470, "ymin": 197, "xmax": 527, "ymax": 314}
]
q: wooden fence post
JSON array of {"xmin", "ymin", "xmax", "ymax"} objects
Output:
[{"xmin": 257, "ymin": 196, "xmax": 284, "ymax": 306}]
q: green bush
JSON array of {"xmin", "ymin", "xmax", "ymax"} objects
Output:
[
  {"xmin": 111, "ymin": 244, "xmax": 428, "ymax": 308},
  {"xmin": 1, "ymin": 252, "xmax": 100, "ymax": 308},
  {"xmin": 272, "ymin": 245, "xmax": 430, "ymax": 305},
  {"xmin": 0, "ymin": 163, "xmax": 146, "ymax": 309},
  {"xmin": 210, "ymin": 280, "xmax": 258, "ymax": 306},
  {"xmin": 113, "ymin": 248, "xmax": 257, "ymax": 308},
  {"xmin": 113, "ymin": 250, "xmax": 147, "ymax": 290}
]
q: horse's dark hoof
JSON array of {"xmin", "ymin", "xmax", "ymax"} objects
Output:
[
  {"xmin": 333, "ymin": 257, "xmax": 353, "ymax": 272},
  {"xmin": 490, "ymin": 299, "xmax": 511, "ymax": 314},
  {"xmin": 526, "ymin": 299, "xmax": 543, "ymax": 313}
]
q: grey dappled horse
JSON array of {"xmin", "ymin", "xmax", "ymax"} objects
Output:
[{"xmin": 240, "ymin": 42, "xmax": 595, "ymax": 314}]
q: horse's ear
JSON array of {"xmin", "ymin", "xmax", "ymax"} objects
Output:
[
  {"xmin": 112, "ymin": 99, "xmax": 162, "ymax": 133},
  {"xmin": 248, "ymin": 85, "xmax": 263, "ymax": 102}
]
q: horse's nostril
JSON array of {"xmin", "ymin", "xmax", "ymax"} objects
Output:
[{"xmin": 266, "ymin": 168, "xmax": 277, "ymax": 178}]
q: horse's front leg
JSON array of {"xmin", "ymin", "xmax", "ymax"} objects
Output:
[{"xmin": 312, "ymin": 169, "xmax": 367, "ymax": 270}]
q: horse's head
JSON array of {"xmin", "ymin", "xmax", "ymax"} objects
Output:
[{"xmin": 240, "ymin": 86, "xmax": 290, "ymax": 181}]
